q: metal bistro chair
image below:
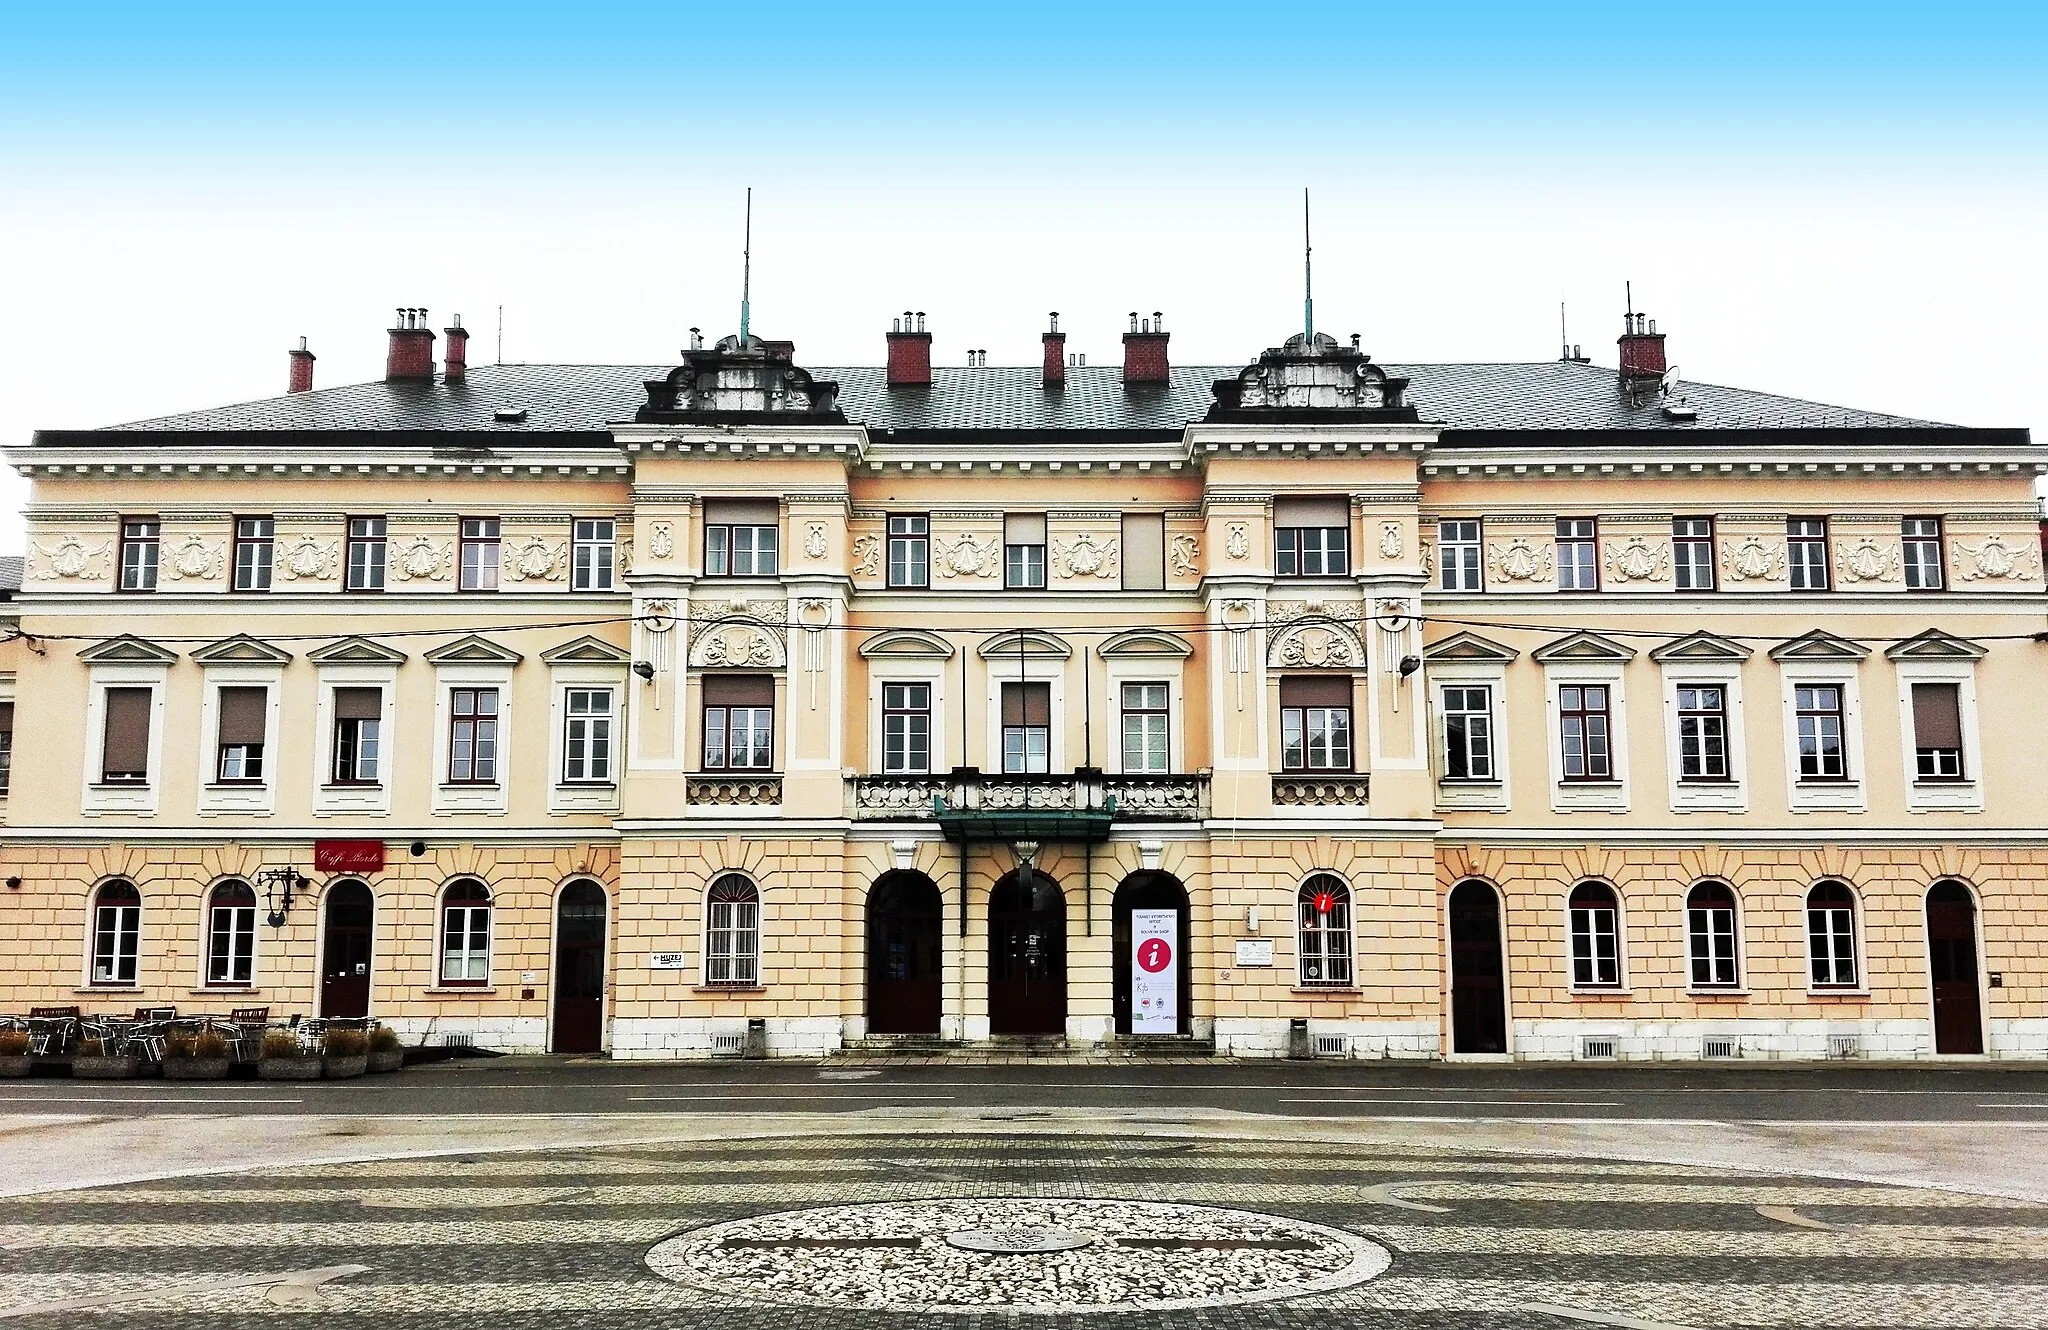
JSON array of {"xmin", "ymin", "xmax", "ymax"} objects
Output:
[
  {"xmin": 23, "ymin": 1011, "xmax": 79, "ymax": 1057},
  {"xmin": 224, "ymin": 1007, "xmax": 272, "ymax": 1063}
]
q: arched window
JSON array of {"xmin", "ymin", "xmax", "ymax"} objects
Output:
[
  {"xmin": 205, "ymin": 880, "xmax": 257, "ymax": 987},
  {"xmin": 1686, "ymin": 881, "xmax": 1740, "ymax": 989},
  {"xmin": 1297, "ymin": 874, "xmax": 1353, "ymax": 987},
  {"xmin": 439, "ymin": 879, "xmax": 493, "ymax": 986},
  {"xmin": 1807, "ymin": 880, "xmax": 1859, "ymax": 989},
  {"xmin": 1567, "ymin": 882, "xmax": 1621, "ymax": 988},
  {"xmin": 705, "ymin": 874, "xmax": 761, "ymax": 987},
  {"xmin": 89, "ymin": 880, "xmax": 141, "ymax": 987}
]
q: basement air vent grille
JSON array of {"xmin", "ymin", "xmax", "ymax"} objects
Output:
[
  {"xmin": 1578, "ymin": 1036, "xmax": 1617, "ymax": 1061},
  {"xmin": 1828, "ymin": 1034, "xmax": 1862, "ymax": 1060},
  {"xmin": 1702, "ymin": 1036, "xmax": 1739, "ymax": 1060},
  {"xmin": 1312, "ymin": 1034, "xmax": 1348, "ymax": 1058},
  {"xmin": 711, "ymin": 1033, "xmax": 746, "ymax": 1057},
  {"xmin": 440, "ymin": 1031, "xmax": 472, "ymax": 1048}
]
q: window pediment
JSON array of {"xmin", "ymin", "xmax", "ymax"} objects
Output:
[
  {"xmin": 189, "ymin": 635, "xmax": 293, "ymax": 665},
  {"xmin": 1097, "ymin": 629, "xmax": 1192, "ymax": 659},
  {"xmin": 978, "ymin": 630, "xmax": 1071, "ymax": 660},
  {"xmin": 1531, "ymin": 630, "xmax": 1635, "ymax": 664},
  {"xmin": 76, "ymin": 635, "xmax": 179, "ymax": 664},
  {"xmin": 307, "ymin": 636, "xmax": 408, "ymax": 665},
  {"xmin": 539, "ymin": 635, "xmax": 631, "ymax": 664},
  {"xmin": 1648, "ymin": 631, "xmax": 1752, "ymax": 664},
  {"xmin": 1424, "ymin": 630, "xmax": 1518, "ymax": 663},
  {"xmin": 1883, "ymin": 628, "xmax": 1987, "ymax": 661},
  {"xmin": 423, "ymin": 634, "xmax": 525, "ymax": 665},
  {"xmin": 1767, "ymin": 629, "xmax": 1870, "ymax": 662},
  {"xmin": 859, "ymin": 629, "xmax": 956, "ymax": 660}
]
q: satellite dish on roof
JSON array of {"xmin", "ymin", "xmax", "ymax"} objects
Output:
[{"xmin": 1659, "ymin": 364, "xmax": 1681, "ymax": 397}]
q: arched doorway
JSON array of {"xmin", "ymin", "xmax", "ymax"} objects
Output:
[
  {"xmin": 552, "ymin": 880, "xmax": 608, "ymax": 1054},
  {"xmin": 1448, "ymin": 879, "xmax": 1507, "ymax": 1054},
  {"xmin": 1927, "ymin": 880, "xmax": 1984, "ymax": 1054},
  {"xmin": 988, "ymin": 869, "xmax": 1066, "ymax": 1036},
  {"xmin": 1113, "ymin": 871, "xmax": 1190, "ymax": 1036},
  {"xmin": 321, "ymin": 880, "xmax": 374, "ymax": 1018},
  {"xmin": 867, "ymin": 871, "xmax": 943, "ymax": 1035}
]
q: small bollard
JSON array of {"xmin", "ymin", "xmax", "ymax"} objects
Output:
[
  {"xmin": 744, "ymin": 1017, "xmax": 768, "ymax": 1060},
  {"xmin": 1286, "ymin": 1018, "xmax": 1311, "ymax": 1061}
]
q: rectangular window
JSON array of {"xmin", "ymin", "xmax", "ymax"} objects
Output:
[
  {"xmin": 1557, "ymin": 684, "xmax": 1612, "ymax": 781},
  {"xmin": 1676, "ymin": 685, "xmax": 1729, "ymax": 781},
  {"xmin": 440, "ymin": 904, "xmax": 491, "ymax": 984},
  {"xmin": 1672, "ymin": 517, "xmax": 1716, "ymax": 591},
  {"xmin": 1274, "ymin": 497, "xmax": 1350, "ymax": 577},
  {"xmin": 1554, "ymin": 519, "xmax": 1598, "ymax": 591},
  {"xmin": 459, "ymin": 518, "xmax": 501, "ymax": 591},
  {"xmin": 1004, "ymin": 513, "xmax": 1046, "ymax": 590},
  {"xmin": 1795, "ymin": 684, "xmax": 1847, "ymax": 780},
  {"xmin": 1122, "ymin": 513, "xmax": 1166, "ymax": 591},
  {"xmin": 206, "ymin": 899, "xmax": 256, "ymax": 986},
  {"xmin": 1788, "ymin": 518, "xmax": 1829, "ymax": 591},
  {"xmin": 1120, "ymin": 682, "xmax": 1170, "ymax": 773},
  {"xmin": 881, "ymin": 682, "xmax": 932, "ymax": 774},
  {"xmin": 1438, "ymin": 519, "xmax": 1483, "ymax": 592},
  {"xmin": 447, "ymin": 687, "xmax": 500, "ymax": 784},
  {"xmin": 346, "ymin": 517, "xmax": 387, "ymax": 592},
  {"xmin": 703, "ymin": 499, "xmax": 780, "ymax": 577},
  {"xmin": 215, "ymin": 686, "xmax": 267, "ymax": 783},
  {"xmin": 100, "ymin": 687, "xmax": 152, "ymax": 784},
  {"xmin": 887, "ymin": 515, "xmax": 929, "ymax": 589},
  {"xmin": 0, "ymin": 700, "xmax": 12, "ymax": 795},
  {"xmin": 1001, "ymin": 681, "xmax": 1051, "ymax": 774},
  {"xmin": 1688, "ymin": 900, "xmax": 1739, "ymax": 988},
  {"xmin": 1911, "ymin": 681, "xmax": 1964, "ymax": 780},
  {"xmin": 1441, "ymin": 685, "xmax": 1494, "ymax": 780},
  {"xmin": 572, "ymin": 518, "xmax": 617, "ymax": 591},
  {"xmin": 1279, "ymin": 676, "xmax": 1353, "ymax": 772},
  {"xmin": 703, "ymin": 675, "xmax": 775, "ymax": 770},
  {"xmin": 118, "ymin": 519, "xmax": 160, "ymax": 592},
  {"xmin": 1809, "ymin": 899, "xmax": 1857, "ymax": 988},
  {"xmin": 91, "ymin": 897, "xmax": 140, "ymax": 986},
  {"xmin": 1569, "ymin": 898, "xmax": 1621, "ymax": 988},
  {"xmin": 332, "ymin": 687, "xmax": 383, "ymax": 784},
  {"xmin": 563, "ymin": 688, "xmax": 614, "ymax": 783},
  {"xmin": 233, "ymin": 517, "xmax": 274, "ymax": 592},
  {"xmin": 1902, "ymin": 517, "xmax": 1944, "ymax": 590}
]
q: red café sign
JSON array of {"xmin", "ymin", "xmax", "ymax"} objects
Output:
[{"xmin": 314, "ymin": 840, "xmax": 387, "ymax": 874}]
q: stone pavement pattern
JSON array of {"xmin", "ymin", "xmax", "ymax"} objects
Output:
[{"xmin": 1, "ymin": 1132, "xmax": 2046, "ymax": 1327}]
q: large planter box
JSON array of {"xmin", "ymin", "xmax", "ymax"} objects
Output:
[
  {"xmin": 258, "ymin": 1055, "xmax": 324, "ymax": 1081},
  {"xmin": 163, "ymin": 1057, "xmax": 232, "ymax": 1081},
  {"xmin": 72, "ymin": 1054, "xmax": 142, "ymax": 1080},
  {"xmin": 366, "ymin": 1049, "xmax": 404, "ymax": 1074},
  {"xmin": 0, "ymin": 1055, "xmax": 33, "ymax": 1078},
  {"xmin": 323, "ymin": 1054, "xmax": 368, "ymax": 1079}
]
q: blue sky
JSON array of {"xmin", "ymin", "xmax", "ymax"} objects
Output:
[{"xmin": 1, "ymin": 3, "xmax": 2044, "ymax": 550}]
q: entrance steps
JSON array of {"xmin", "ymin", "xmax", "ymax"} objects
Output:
[{"xmin": 828, "ymin": 1033, "xmax": 1217, "ymax": 1064}]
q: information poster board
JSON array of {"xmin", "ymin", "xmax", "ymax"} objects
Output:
[{"xmin": 1131, "ymin": 909, "xmax": 1179, "ymax": 1034}]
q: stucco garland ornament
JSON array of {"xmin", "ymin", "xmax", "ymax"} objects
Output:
[
  {"xmin": 935, "ymin": 532, "xmax": 1000, "ymax": 578},
  {"xmin": 164, "ymin": 534, "xmax": 226, "ymax": 580},
  {"xmin": 1169, "ymin": 532, "xmax": 1199, "ymax": 575},
  {"xmin": 852, "ymin": 532, "xmax": 882, "ymax": 578},
  {"xmin": 697, "ymin": 626, "xmax": 778, "ymax": 668},
  {"xmin": 1273, "ymin": 626, "xmax": 1356, "ymax": 668},
  {"xmin": 804, "ymin": 522, "xmax": 828, "ymax": 560},
  {"xmin": 648, "ymin": 522, "xmax": 674, "ymax": 559},
  {"xmin": 1837, "ymin": 536, "xmax": 1900, "ymax": 584},
  {"xmin": 1954, "ymin": 532, "xmax": 2037, "ymax": 581},
  {"xmin": 1486, "ymin": 536, "xmax": 1553, "ymax": 583},
  {"xmin": 33, "ymin": 534, "xmax": 110, "ymax": 580},
  {"xmin": 1224, "ymin": 522, "xmax": 1250, "ymax": 560},
  {"xmin": 508, "ymin": 535, "xmax": 565, "ymax": 582},
  {"xmin": 1379, "ymin": 521, "xmax": 1402, "ymax": 558},
  {"xmin": 1722, "ymin": 534, "xmax": 1786, "ymax": 582},
  {"xmin": 1603, "ymin": 534, "xmax": 1672, "ymax": 583},
  {"xmin": 392, "ymin": 535, "xmax": 451, "ymax": 581},
  {"xmin": 1055, "ymin": 533, "xmax": 1119, "ymax": 579},
  {"xmin": 279, "ymin": 534, "xmax": 340, "ymax": 581}
]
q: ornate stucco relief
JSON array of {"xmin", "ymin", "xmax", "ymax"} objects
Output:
[
  {"xmin": 1721, "ymin": 534, "xmax": 1786, "ymax": 582},
  {"xmin": 648, "ymin": 523, "xmax": 675, "ymax": 559},
  {"xmin": 162, "ymin": 534, "xmax": 226, "ymax": 581},
  {"xmin": 506, "ymin": 536, "xmax": 567, "ymax": 582},
  {"xmin": 1055, "ymin": 533, "xmax": 1119, "ymax": 579},
  {"xmin": 1603, "ymin": 535, "xmax": 1671, "ymax": 583},
  {"xmin": 1378, "ymin": 522, "xmax": 1402, "ymax": 558},
  {"xmin": 31, "ymin": 534, "xmax": 112, "ymax": 581},
  {"xmin": 391, "ymin": 535, "xmax": 453, "ymax": 582},
  {"xmin": 852, "ymin": 532, "xmax": 882, "ymax": 578},
  {"xmin": 1837, "ymin": 536, "xmax": 1900, "ymax": 584},
  {"xmin": 935, "ymin": 532, "xmax": 1000, "ymax": 579},
  {"xmin": 1169, "ymin": 533, "xmax": 1199, "ymax": 576},
  {"xmin": 804, "ymin": 522, "xmax": 829, "ymax": 560},
  {"xmin": 1224, "ymin": 523, "xmax": 1250, "ymax": 560},
  {"xmin": 1267, "ymin": 622, "xmax": 1361, "ymax": 669},
  {"xmin": 1486, "ymin": 536, "xmax": 1553, "ymax": 583},
  {"xmin": 691, "ymin": 625, "xmax": 783, "ymax": 669},
  {"xmin": 278, "ymin": 535, "xmax": 341, "ymax": 582},
  {"xmin": 1953, "ymin": 533, "xmax": 2039, "ymax": 582}
]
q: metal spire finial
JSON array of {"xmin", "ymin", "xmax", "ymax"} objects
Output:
[
  {"xmin": 740, "ymin": 187, "xmax": 753, "ymax": 346},
  {"xmin": 1303, "ymin": 187, "xmax": 1314, "ymax": 344}
]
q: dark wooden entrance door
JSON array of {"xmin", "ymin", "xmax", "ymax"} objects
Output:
[
  {"xmin": 1448, "ymin": 880, "xmax": 1507, "ymax": 1054},
  {"xmin": 988, "ymin": 871, "xmax": 1066, "ymax": 1036},
  {"xmin": 320, "ymin": 880, "xmax": 374, "ymax": 1019},
  {"xmin": 552, "ymin": 880, "xmax": 607, "ymax": 1054},
  {"xmin": 867, "ymin": 873, "xmax": 943, "ymax": 1035},
  {"xmin": 1927, "ymin": 881, "xmax": 1984, "ymax": 1055},
  {"xmin": 1112, "ymin": 872, "xmax": 1190, "ymax": 1036}
]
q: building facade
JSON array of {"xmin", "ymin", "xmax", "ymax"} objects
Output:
[{"xmin": 2, "ymin": 306, "xmax": 2042, "ymax": 1061}]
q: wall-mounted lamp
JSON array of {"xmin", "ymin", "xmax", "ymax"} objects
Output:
[
  {"xmin": 256, "ymin": 866, "xmax": 309, "ymax": 929},
  {"xmin": 409, "ymin": 841, "xmax": 428, "ymax": 858},
  {"xmin": 633, "ymin": 660, "xmax": 657, "ymax": 682},
  {"xmin": 4, "ymin": 877, "xmax": 19, "ymax": 891},
  {"xmin": 1398, "ymin": 654, "xmax": 1422, "ymax": 678}
]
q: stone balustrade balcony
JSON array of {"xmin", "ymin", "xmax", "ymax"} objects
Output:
[{"xmin": 850, "ymin": 769, "xmax": 1209, "ymax": 836}]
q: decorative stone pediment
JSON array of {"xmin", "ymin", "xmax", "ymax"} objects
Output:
[
  {"xmin": 859, "ymin": 629, "xmax": 956, "ymax": 660},
  {"xmin": 689, "ymin": 623, "xmax": 785, "ymax": 670},
  {"xmin": 1531, "ymin": 630, "xmax": 1635, "ymax": 664},
  {"xmin": 1883, "ymin": 628, "xmax": 1988, "ymax": 661},
  {"xmin": 978, "ymin": 630, "xmax": 1071, "ymax": 660},
  {"xmin": 1267, "ymin": 620, "xmax": 1363, "ymax": 670},
  {"xmin": 1097, "ymin": 629, "xmax": 1193, "ymax": 659},
  {"xmin": 76, "ymin": 635, "xmax": 178, "ymax": 664},
  {"xmin": 1423, "ymin": 631, "xmax": 1518, "ymax": 663},
  {"xmin": 1648, "ymin": 631, "xmax": 1752, "ymax": 663},
  {"xmin": 1207, "ymin": 332, "xmax": 1413, "ymax": 420},
  {"xmin": 423, "ymin": 634, "xmax": 525, "ymax": 665},
  {"xmin": 190, "ymin": 635, "xmax": 293, "ymax": 665},
  {"xmin": 638, "ymin": 334, "xmax": 845, "ymax": 423},
  {"xmin": 1767, "ymin": 629, "xmax": 1869, "ymax": 661},
  {"xmin": 540, "ymin": 635, "xmax": 632, "ymax": 664},
  {"xmin": 306, "ymin": 636, "xmax": 408, "ymax": 665}
]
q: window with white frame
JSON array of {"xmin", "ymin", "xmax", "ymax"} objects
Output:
[
  {"xmin": 118, "ymin": 518, "xmax": 160, "ymax": 592},
  {"xmin": 1686, "ymin": 881, "xmax": 1740, "ymax": 988},
  {"xmin": 887, "ymin": 515, "xmax": 929, "ymax": 589},
  {"xmin": 331, "ymin": 687, "xmax": 383, "ymax": 783},
  {"xmin": 563, "ymin": 688, "xmax": 614, "ymax": 782},
  {"xmin": 204, "ymin": 880, "xmax": 257, "ymax": 986},
  {"xmin": 1555, "ymin": 519, "xmax": 1597, "ymax": 591},
  {"xmin": 1001, "ymin": 681, "xmax": 1051, "ymax": 774},
  {"xmin": 1274, "ymin": 495, "xmax": 1350, "ymax": 577},
  {"xmin": 1787, "ymin": 518, "xmax": 1829, "ymax": 591},
  {"xmin": 1672, "ymin": 517, "xmax": 1716, "ymax": 591},
  {"xmin": 1911, "ymin": 681, "xmax": 1965, "ymax": 780},
  {"xmin": 1675, "ymin": 685, "xmax": 1729, "ymax": 781},
  {"xmin": 1807, "ymin": 880, "xmax": 1858, "ymax": 989},
  {"xmin": 233, "ymin": 517, "xmax": 274, "ymax": 592},
  {"xmin": 0, "ymin": 699, "xmax": 11, "ymax": 795},
  {"xmin": 1441, "ymin": 685, "xmax": 1494, "ymax": 780},
  {"xmin": 89, "ymin": 880, "xmax": 141, "ymax": 986},
  {"xmin": 1297, "ymin": 874, "xmax": 1353, "ymax": 987},
  {"xmin": 1795, "ymin": 684, "xmax": 1848, "ymax": 780},
  {"xmin": 459, "ymin": 518, "xmax": 501, "ymax": 591},
  {"xmin": 1280, "ymin": 676, "xmax": 1353, "ymax": 772},
  {"xmin": 447, "ymin": 687, "xmax": 500, "ymax": 784},
  {"xmin": 882, "ymin": 682, "xmax": 932, "ymax": 773},
  {"xmin": 704, "ymin": 874, "xmax": 761, "ymax": 986},
  {"xmin": 1004, "ymin": 513, "xmax": 1046, "ymax": 589},
  {"xmin": 1568, "ymin": 881, "xmax": 1621, "ymax": 988},
  {"xmin": 704, "ymin": 500, "xmax": 780, "ymax": 577},
  {"xmin": 99, "ymin": 686, "xmax": 153, "ymax": 784},
  {"xmin": 345, "ymin": 517, "xmax": 387, "ymax": 591},
  {"xmin": 572, "ymin": 518, "xmax": 616, "ymax": 591},
  {"xmin": 1121, "ymin": 682, "xmax": 1170, "ymax": 773},
  {"xmin": 1901, "ymin": 517, "xmax": 1944, "ymax": 590},
  {"xmin": 438, "ymin": 879, "xmax": 492, "ymax": 985},
  {"xmin": 702, "ymin": 675, "xmax": 775, "ymax": 770},
  {"xmin": 214, "ymin": 686, "xmax": 267, "ymax": 783},
  {"xmin": 1438, "ymin": 520, "xmax": 1482, "ymax": 592},
  {"xmin": 1557, "ymin": 684, "xmax": 1613, "ymax": 781}
]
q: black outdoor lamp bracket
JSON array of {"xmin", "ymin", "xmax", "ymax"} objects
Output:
[{"xmin": 257, "ymin": 866, "xmax": 309, "ymax": 929}]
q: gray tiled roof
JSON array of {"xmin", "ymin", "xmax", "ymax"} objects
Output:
[
  {"xmin": 0, "ymin": 556, "xmax": 22, "ymax": 595},
  {"xmin": 79, "ymin": 360, "xmax": 1955, "ymax": 438}
]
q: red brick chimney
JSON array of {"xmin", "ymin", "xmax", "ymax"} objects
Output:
[
  {"xmin": 1122, "ymin": 310, "xmax": 1169, "ymax": 385},
  {"xmin": 385, "ymin": 307, "xmax": 437, "ymax": 381},
  {"xmin": 1617, "ymin": 311, "xmax": 1667, "ymax": 384},
  {"xmin": 1042, "ymin": 312, "xmax": 1066, "ymax": 388},
  {"xmin": 287, "ymin": 337, "xmax": 316, "ymax": 394},
  {"xmin": 444, "ymin": 314, "xmax": 468, "ymax": 382},
  {"xmin": 886, "ymin": 310, "xmax": 932, "ymax": 387}
]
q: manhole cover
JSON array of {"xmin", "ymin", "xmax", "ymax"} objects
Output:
[{"xmin": 645, "ymin": 1197, "xmax": 1390, "ymax": 1312}]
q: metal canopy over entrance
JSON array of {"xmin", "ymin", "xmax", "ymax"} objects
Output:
[{"xmin": 932, "ymin": 771, "xmax": 1116, "ymax": 847}]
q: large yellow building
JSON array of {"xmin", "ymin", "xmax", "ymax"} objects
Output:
[{"xmin": 2, "ymin": 306, "xmax": 2041, "ymax": 1061}]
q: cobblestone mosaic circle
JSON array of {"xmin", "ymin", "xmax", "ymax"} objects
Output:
[{"xmin": 644, "ymin": 1196, "xmax": 1391, "ymax": 1312}]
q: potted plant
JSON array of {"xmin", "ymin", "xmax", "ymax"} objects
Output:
[
  {"xmin": 0, "ymin": 1030, "xmax": 32, "ymax": 1078},
  {"xmin": 322, "ymin": 1027, "xmax": 369, "ymax": 1079},
  {"xmin": 366, "ymin": 1026, "xmax": 405, "ymax": 1074},
  {"xmin": 162, "ymin": 1030, "xmax": 233, "ymax": 1081},
  {"xmin": 71, "ymin": 1036, "xmax": 142, "ymax": 1080},
  {"xmin": 256, "ymin": 1030, "xmax": 323, "ymax": 1081}
]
